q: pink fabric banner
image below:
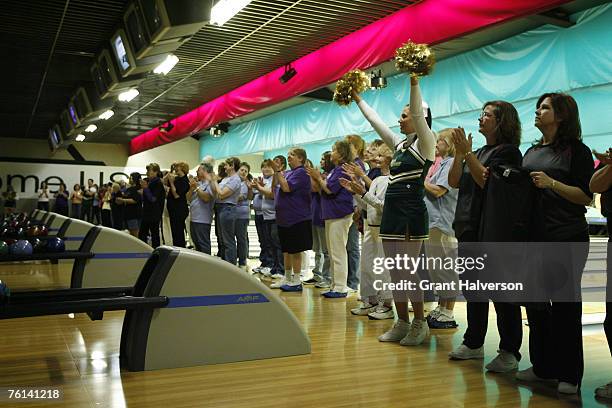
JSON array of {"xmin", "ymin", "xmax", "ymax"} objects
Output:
[{"xmin": 130, "ymin": 0, "xmax": 570, "ymax": 155}]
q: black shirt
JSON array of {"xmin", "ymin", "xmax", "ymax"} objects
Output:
[
  {"xmin": 522, "ymin": 140, "xmax": 594, "ymax": 240},
  {"xmin": 595, "ymin": 163, "xmax": 611, "ymax": 218},
  {"xmin": 123, "ymin": 186, "xmax": 142, "ymax": 221},
  {"xmin": 166, "ymin": 175, "xmax": 190, "ymax": 217},
  {"xmin": 142, "ymin": 177, "xmax": 166, "ymax": 221},
  {"xmin": 453, "ymin": 144, "xmax": 522, "ymax": 240}
]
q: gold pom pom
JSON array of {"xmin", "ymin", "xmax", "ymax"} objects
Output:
[
  {"xmin": 394, "ymin": 41, "xmax": 436, "ymax": 77},
  {"xmin": 333, "ymin": 70, "xmax": 370, "ymax": 106}
]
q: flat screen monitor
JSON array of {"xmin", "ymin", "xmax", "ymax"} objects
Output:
[
  {"xmin": 91, "ymin": 62, "xmax": 110, "ymax": 99},
  {"xmin": 48, "ymin": 124, "xmax": 63, "ymax": 151},
  {"xmin": 73, "ymin": 87, "xmax": 93, "ymax": 121},
  {"xmin": 139, "ymin": 0, "xmax": 211, "ymax": 43},
  {"xmin": 60, "ymin": 110, "xmax": 73, "ymax": 135},
  {"xmin": 124, "ymin": 3, "xmax": 151, "ymax": 59},
  {"xmin": 111, "ymin": 29, "xmax": 134, "ymax": 77}
]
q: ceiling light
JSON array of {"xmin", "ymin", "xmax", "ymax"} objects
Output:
[
  {"xmin": 85, "ymin": 124, "xmax": 97, "ymax": 132},
  {"xmin": 154, "ymin": 54, "xmax": 179, "ymax": 75},
  {"xmin": 210, "ymin": 0, "xmax": 253, "ymax": 26},
  {"xmin": 118, "ymin": 88, "xmax": 139, "ymax": 102},
  {"xmin": 99, "ymin": 110, "xmax": 114, "ymax": 120},
  {"xmin": 370, "ymin": 70, "xmax": 387, "ymax": 90},
  {"xmin": 76, "ymin": 134, "xmax": 86, "ymax": 142},
  {"xmin": 279, "ymin": 64, "xmax": 297, "ymax": 84},
  {"xmin": 158, "ymin": 120, "xmax": 175, "ymax": 133}
]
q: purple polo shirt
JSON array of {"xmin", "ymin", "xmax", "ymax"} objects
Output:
[
  {"xmin": 311, "ymin": 191, "xmax": 323, "ymax": 227},
  {"xmin": 321, "ymin": 165, "xmax": 354, "ymax": 220},
  {"xmin": 274, "ymin": 166, "xmax": 312, "ymax": 227}
]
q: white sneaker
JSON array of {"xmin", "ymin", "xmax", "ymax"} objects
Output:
[
  {"xmin": 260, "ymin": 267, "xmax": 272, "ymax": 277},
  {"xmin": 400, "ymin": 319, "xmax": 429, "ymax": 346},
  {"xmin": 378, "ymin": 319, "xmax": 409, "ymax": 342},
  {"xmin": 252, "ymin": 266, "xmax": 262, "ymax": 273},
  {"xmin": 558, "ymin": 382, "xmax": 578, "ymax": 395},
  {"xmin": 426, "ymin": 305, "xmax": 441, "ymax": 321},
  {"xmin": 424, "ymin": 302, "xmax": 436, "ymax": 314},
  {"xmin": 315, "ymin": 281, "xmax": 331, "ymax": 289},
  {"xmin": 595, "ymin": 381, "xmax": 612, "ymax": 399},
  {"xmin": 270, "ymin": 278, "xmax": 287, "ymax": 289},
  {"xmin": 515, "ymin": 366, "xmax": 555, "ymax": 383},
  {"xmin": 449, "ymin": 344, "xmax": 484, "ymax": 360},
  {"xmin": 350, "ymin": 302, "xmax": 377, "ymax": 316},
  {"xmin": 485, "ymin": 350, "xmax": 518, "ymax": 373},
  {"xmin": 368, "ymin": 303, "xmax": 394, "ymax": 320}
]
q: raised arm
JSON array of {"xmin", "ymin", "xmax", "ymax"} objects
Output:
[
  {"xmin": 410, "ymin": 77, "xmax": 436, "ymax": 162},
  {"xmin": 354, "ymin": 92, "xmax": 403, "ymax": 149}
]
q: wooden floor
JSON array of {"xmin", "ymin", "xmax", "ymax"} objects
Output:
[{"xmin": 0, "ymin": 261, "xmax": 611, "ymax": 408}]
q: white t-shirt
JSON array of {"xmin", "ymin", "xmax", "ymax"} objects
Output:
[{"xmin": 38, "ymin": 188, "xmax": 50, "ymax": 202}]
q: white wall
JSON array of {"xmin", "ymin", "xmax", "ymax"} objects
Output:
[{"xmin": 126, "ymin": 136, "xmax": 200, "ymax": 169}]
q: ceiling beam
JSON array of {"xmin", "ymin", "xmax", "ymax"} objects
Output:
[{"xmin": 528, "ymin": 10, "xmax": 574, "ymax": 27}]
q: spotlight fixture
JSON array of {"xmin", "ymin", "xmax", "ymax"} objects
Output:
[
  {"xmin": 85, "ymin": 124, "xmax": 97, "ymax": 133},
  {"xmin": 209, "ymin": 122, "xmax": 230, "ymax": 137},
  {"xmin": 158, "ymin": 120, "xmax": 175, "ymax": 133},
  {"xmin": 118, "ymin": 88, "xmax": 139, "ymax": 102},
  {"xmin": 75, "ymin": 134, "xmax": 86, "ymax": 142},
  {"xmin": 279, "ymin": 64, "xmax": 297, "ymax": 84},
  {"xmin": 370, "ymin": 70, "xmax": 387, "ymax": 89},
  {"xmin": 211, "ymin": 0, "xmax": 253, "ymax": 26},
  {"xmin": 99, "ymin": 110, "xmax": 114, "ymax": 120}
]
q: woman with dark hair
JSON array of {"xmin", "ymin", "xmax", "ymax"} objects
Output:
[
  {"xmin": 117, "ymin": 172, "xmax": 142, "ymax": 237},
  {"xmin": 447, "ymin": 101, "xmax": 523, "ymax": 371},
  {"xmin": 139, "ymin": 163, "xmax": 166, "ymax": 248},
  {"xmin": 236, "ymin": 162, "xmax": 253, "ymax": 271},
  {"xmin": 308, "ymin": 140, "xmax": 355, "ymax": 298},
  {"xmin": 69, "ymin": 184, "xmax": 82, "ymax": 218},
  {"xmin": 210, "ymin": 157, "xmax": 242, "ymax": 264},
  {"xmin": 37, "ymin": 181, "xmax": 50, "ymax": 211},
  {"xmin": 517, "ymin": 93, "xmax": 594, "ymax": 394},
  {"xmin": 165, "ymin": 161, "xmax": 190, "ymax": 247},
  {"xmin": 352, "ymin": 76, "xmax": 436, "ymax": 344},
  {"xmin": 53, "ymin": 183, "xmax": 69, "ymax": 216}
]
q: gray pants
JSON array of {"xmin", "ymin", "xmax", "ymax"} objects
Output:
[
  {"xmin": 190, "ymin": 222, "xmax": 212, "ymax": 255},
  {"xmin": 312, "ymin": 224, "xmax": 331, "ymax": 284}
]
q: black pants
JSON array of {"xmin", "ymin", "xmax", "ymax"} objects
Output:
[
  {"xmin": 101, "ymin": 209, "xmax": 112, "ymax": 228},
  {"xmin": 55, "ymin": 205, "xmax": 68, "ymax": 216},
  {"xmin": 214, "ymin": 208, "xmax": 225, "ymax": 257},
  {"xmin": 37, "ymin": 202, "xmax": 49, "ymax": 211},
  {"xmin": 458, "ymin": 228, "xmax": 523, "ymax": 359},
  {"xmin": 92, "ymin": 206, "xmax": 101, "ymax": 225},
  {"xmin": 81, "ymin": 200, "xmax": 92, "ymax": 222},
  {"xmin": 525, "ymin": 230, "xmax": 589, "ymax": 386},
  {"xmin": 169, "ymin": 213, "xmax": 187, "ymax": 248},
  {"xmin": 605, "ymin": 219, "xmax": 611, "ymax": 356},
  {"xmin": 139, "ymin": 218, "xmax": 162, "ymax": 248}
]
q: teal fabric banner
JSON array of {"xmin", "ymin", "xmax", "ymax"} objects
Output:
[{"xmin": 201, "ymin": 4, "xmax": 612, "ymax": 160}]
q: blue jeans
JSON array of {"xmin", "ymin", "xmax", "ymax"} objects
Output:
[
  {"xmin": 255, "ymin": 214, "xmax": 273, "ymax": 267},
  {"xmin": 235, "ymin": 218, "xmax": 249, "ymax": 266},
  {"xmin": 71, "ymin": 203, "xmax": 81, "ymax": 219},
  {"xmin": 312, "ymin": 224, "xmax": 331, "ymax": 283},
  {"xmin": 190, "ymin": 222, "xmax": 212, "ymax": 255},
  {"xmin": 218, "ymin": 205, "xmax": 237, "ymax": 265},
  {"xmin": 263, "ymin": 219, "xmax": 284, "ymax": 275},
  {"xmin": 346, "ymin": 221, "xmax": 360, "ymax": 290}
]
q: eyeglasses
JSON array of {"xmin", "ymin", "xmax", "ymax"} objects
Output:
[{"xmin": 479, "ymin": 111, "xmax": 494, "ymax": 119}]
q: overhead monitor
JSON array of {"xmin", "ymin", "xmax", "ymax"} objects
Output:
[
  {"xmin": 139, "ymin": 0, "xmax": 212, "ymax": 44},
  {"xmin": 124, "ymin": 3, "xmax": 151, "ymax": 59},
  {"xmin": 72, "ymin": 88, "xmax": 93, "ymax": 121},
  {"xmin": 48, "ymin": 124, "xmax": 63, "ymax": 152},
  {"xmin": 91, "ymin": 62, "xmax": 111, "ymax": 99},
  {"xmin": 111, "ymin": 28, "xmax": 168, "ymax": 78},
  {"xmin": 60, "ymin": 109, "xmax": 74, "ymax": 136},
  {"xmin": 68, "ymin": 102, "xmax": 80, "ymax": 128},
  {"xmin": 96, "ymin": 49, "xmax": 147, "ymax": 95}
]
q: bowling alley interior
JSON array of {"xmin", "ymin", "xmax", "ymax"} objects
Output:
[{"xmin": 1, "ymin": 0, "xmax": 611, "ymax": 407}]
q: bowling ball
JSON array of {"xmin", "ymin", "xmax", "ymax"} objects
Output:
[
  {"xmin": 9, "ymin": 240, "xmax": 33, "ymax": 256},
  {"xmin": 9, "ymin": 221, "xmax": 18, "ymax": 229},
  {"xmin": 38, "ymin": 226, "xmax": 49, "ymax": 237},
  {"xmin": 27, "ymin": 226, "xmax": 39, "ymax": 237},
  {"xmin": 0, "ymin": 280, "xmax": 10, "ymax": 306},
  {"xmin": 15, "ymin": 227, "xmax": 26, "ymax": 238},
  {"xmin": 28, "ymin": 238, "xmax": 44, "ymax": 253},
  {"xmin": 0, "ymin": 241, "xmax": 8, "ymax": 256},
  {"xmin": 46, "ymin": 237, "xmax": 65, "ymax": 253},
  {"xmin": 0, "ymin": 227, "xmax": 8, "ymax": 237}
]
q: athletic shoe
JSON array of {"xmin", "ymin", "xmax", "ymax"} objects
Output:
[
  {"xmin": 270, "ymin": 278, "xmax": 287, "ymax": 289},
  {"xmin": 485, "ymin": 350, "xmax": 518, "ymax": 373},
  {"xmin": 428, "ymin": 309, "xmax": 458, "ymax": 329},
  {"xmin": 378, "ymin": 319, "xmax": 409, "ymax": 342},
  {"xmin": 260, "ymin": 268, "xmax": 273, "ymax": 277},
  {"xmin": 400, "ymin": 319, "xmax": 429, "ymax": 346},
  {"xmin": 368, "ymin": 304, "xmax": 394, "ymax": 320},
  {"xmin": 280, "ymin": 283, "xmax": 303, "ymax": 292},
  {"xmin": 448, "ymin": 344, "xmax": 484, "ymax": 360},
  {"xmin": 252, "ymin": 266, "xmax": 263, "ymax": 274},
  {"xmin": 323, "ymin": 291, "xmax": 347, "ymax": 298},
  {"xmin": 302, "ymin": 278, "xmax": 318, "ymax": 285},
  {"xmin": 426, "ymin": 305, "xmax": 441, "ymax": 323},
  {"xmin": 595, "ymin": 382, "xmax": 612, "ymax": 399},
  {"xmin": 515, "ymin": 367, "xmax": 555, "ymax": 383},
  {"xmin": 558, "ymin": 382, "xmax": 578, "ymax": 395},
  {"xmin": 315, "ymin": 281, "xmax": 331, "ymax": 289},
  {"xmin": 350, "ymin": 302, "xmax": 377, "ymax": 316},
  {"xmin": 270, "ymin": 273, "xmax": 285, "ymax": 280}
]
